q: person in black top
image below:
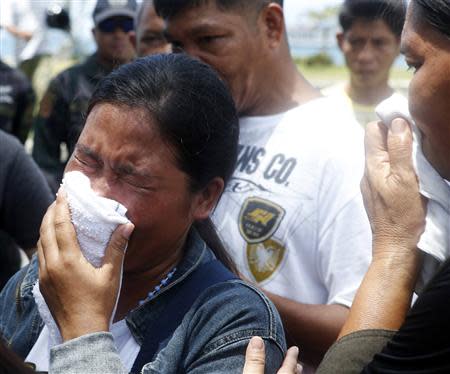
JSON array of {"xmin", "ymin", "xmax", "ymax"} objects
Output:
[
  {"xmin": 0, "ymin": 60, "xmax": 35, "ymax": 144},
  {"xmin": 32, "ymin": 0, "xmax": 136, "ymax": 192},
  {"xmin": 0, "ymin": 130, "xmax": 53, "ymax": 290}
]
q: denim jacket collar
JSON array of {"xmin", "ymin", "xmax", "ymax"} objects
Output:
[{"xmin": 125, "ymin": 228, "xmax": 211, "ymax": 344}]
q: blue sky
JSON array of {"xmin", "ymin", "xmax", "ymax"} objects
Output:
[{"xmin": 284, "ymin": 0, "xmax": 342, "ymax": 25}]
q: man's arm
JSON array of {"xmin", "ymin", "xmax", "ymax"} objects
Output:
[
  {"xmin": 265, "ymin": 292, "xmax": 348, "ymax": 366},
  {"xmin": 32, "ymin": 76, "xmax": 69, "ymax": 190},
  {"xmin": 3, "ymin": 25, "xmax": 33, "ymax": 41}
]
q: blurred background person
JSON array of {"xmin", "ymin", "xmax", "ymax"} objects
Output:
[
  {"xmin": 0, "ymin": 0, "xmax": 49, "ymax": 66},
  {"xmin": 26, "ymin": 5, "xmax": 76, "ymax": 112},
  {"xmin": 0, "ymin": 130, "xmax": 53, "ymax": 291},
  {"xmin": 132, "ymin": 0, "xmax": 171, "ymax": 57},
  {"xmin": 0, "ymin": 60, "xmax": 35, "ymax": 144},
  {"xmin": 323, "ymin": 0, "xmax": 406, "ymax": 128},
  {"xmin": 32, "ymin": 0, "xmax": 137, "ymax": 192}
]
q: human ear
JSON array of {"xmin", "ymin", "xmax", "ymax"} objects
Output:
[
  {"xmin": 337, "ymin": 32, "xmax": 345, "ymax": 51},
  {"xmin": 129, "ymin": 31, "xmax": 137, "ymax": 51},
  {"xmin": 191, "ymin": 177, "xmax": 224, "ymax": 221},
  {"xmin": 259, "ymin": 3, "xmax": 284, "ymax": 48},
  {"xmin": 92, "ymin": 28, "xmax": 99, "ymax": 44}
]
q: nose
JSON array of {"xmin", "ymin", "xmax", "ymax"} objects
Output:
[
  {"xmin": 90, "ymin": 174, "xmax": 113, "ymax": 198},
  {"xmin": 112, "ymin": 27, "xmax": 128, "ymax": 37},
  {"xmin": 357, "ymin": 42, "xmax": 376, "ymax": 64}
]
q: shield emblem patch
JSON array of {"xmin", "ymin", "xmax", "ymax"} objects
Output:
[
  {"xmin": 247, "ymin": 238, "xmax": 285, "ymax": 283},
  {"xmin": 239, "ymin": 197, "xmax": 285, "ymax": 244}
]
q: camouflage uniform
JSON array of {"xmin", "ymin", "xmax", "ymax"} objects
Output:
[
  {"xmin": 0, "ymin": 60, "xmax": 35, "ymax": 144},
  {"xmin": 32, "ymin": 54, "xmax": 112, "ymax": 191}
]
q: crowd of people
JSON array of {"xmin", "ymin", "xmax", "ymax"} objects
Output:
[{"xmin": 0, "ymin": 0, "xmax": 449, "ymax": 373}]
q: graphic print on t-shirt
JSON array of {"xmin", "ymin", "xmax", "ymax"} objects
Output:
[
  {"xmin": 247, "ymin": 237, "xmax": 285, "ymax": 283},
  {"xmin": 239, "ymin": 197, "xmax": 285, "ymax": 243},
  {"xmin": 239, "ymin": 197, "xmax": 286, "ymax": 282}
]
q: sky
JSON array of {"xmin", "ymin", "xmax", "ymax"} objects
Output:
[{"xmin": 284, "ymin": 0, "xmax": 343, "ymax": 26}]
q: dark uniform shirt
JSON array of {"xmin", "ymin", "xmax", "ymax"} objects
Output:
[
  {"xmin": 0, "ymin": 61, "xmax": 35, "ymax": 143},
  {"xmin": 0, "ymin": 131, "xmax": 53, "ymax": 290},
  {"xmin": 32, "ymin": 53, "xmax": 112, "ymax": 191}
]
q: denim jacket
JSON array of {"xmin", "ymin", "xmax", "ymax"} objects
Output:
[{"xmin": 0, "ymin": 229, "xmax": 286, "ymax": 373}]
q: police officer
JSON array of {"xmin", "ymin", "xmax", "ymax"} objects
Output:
[
  {"xmin": 32, "ymin": 0, "xmax": 136, "ymax": 192},
  {"xmin": 0, "ymin": 60, "xmax": 35, "ymax": 144}
]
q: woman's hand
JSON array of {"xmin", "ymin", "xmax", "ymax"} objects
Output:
[
  {"xmin": 339, "ymin": 119, "xmax": 427, "ymax": 337},
  {"xmin": 37, "ymin": 190, "xmax": 134, "ymax": 342},
  {"xmin": 243, "ymin": 337, "xmax": 302, "ymax": 374},
  {"xmin": 361, "ymin": 119, "xmax": 427, "ymax": 262}
]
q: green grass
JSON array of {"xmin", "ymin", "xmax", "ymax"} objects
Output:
[{"xmin": 296, "ymin": 62, "xmax": 413, "ymax": 92}]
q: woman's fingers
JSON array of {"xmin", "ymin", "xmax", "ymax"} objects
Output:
[
  {"xmin": 362, "ymin": 117, "xmax": 426, "ymax": 255},
  {"xmin": 387, "ymin": 118, "xmax": 415, "ymax": 177},
  {"xmin": 36, "ymin": 239, "xmax": 47, "ymax": 281},
  {"xmin": 278, "ymin": 346, "xmax": 301, "ymax": 374},
  {"xmin": 39, "ymin": 202, "xmax": 59, "ymax": 265},
  {"xmin": 53, "ymin": 189, "xmax": 80, "ymax": 258},
  {"xmin": 242, "ymin": 337, "xmax": 266, "ymax": 374},
  {"xmin": 102, "ymin": 223, "xmax": 134, "ymax": 274},
  {"xmin": 364, "ymin": 121, "xmax": 388, "ymax": 165}
]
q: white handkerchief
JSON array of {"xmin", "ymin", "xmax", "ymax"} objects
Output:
[
  {"xmin": 375, "ymin": 96, "xmax": 450, "ymax": 291},
  {"xmin": 33, "ymin": 171, "xmax": 130, "ymax": 348}
]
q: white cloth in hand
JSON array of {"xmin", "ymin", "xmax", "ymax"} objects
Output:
[
  {"xmin": 375, "ymin": 96, "xmax": 450, "ymax": 291},
  {"xmin": 32, "ymin": 171, "xmax": 130, "ymax": 348}
]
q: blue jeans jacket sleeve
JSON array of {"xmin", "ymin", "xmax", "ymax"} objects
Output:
[
  {"xmin": 0, "ymin": 257, "xmax": 42, "ymax": 358},
  {"xmin": 49, "ymin": 280, "xmax": 286, "ymax": 374}
]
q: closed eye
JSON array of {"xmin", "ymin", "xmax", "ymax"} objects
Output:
[
  {"xmin": 122, "ymin": 177, "xmax": 156, "ymax": 192},
  {"xmin": 197, "ymin": 35, "xmax": 223, "ymax": 45},
  {"xmin": 73, "ymin": 154, "xmax": 99, "ymax": 170}
]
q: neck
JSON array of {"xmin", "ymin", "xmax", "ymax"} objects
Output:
[
  {"xmin": 346, "ymin": 79, "xmax": 394, "ymax": 106},
  {"xmin": 95, "ymin": 54, "xmax": 122, "ymax": 72},
  {"xmin": 243, "ymin": 53, "xmax": 320, "ymax": 116},
  {"xmin": 113, "ymin": 233, "xmax": 187, "ymax": 321}
]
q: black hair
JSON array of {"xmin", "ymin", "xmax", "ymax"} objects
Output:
[
  {"xmin": 46, "ymin": 6, "xmax": 70, "ymax": 31},
  {"xmin": 154, "ymin": 0, "xmax": 283, "ymax": 20},
  {"xmin": 414, "ymin": 0, "xmax": 450, "ymax": 39},
  {"xmin": 339, "ymin": 0, "xmax": 406, "ymax": 38},
  {"xmin": 87, "ymin": 54, "xmax": 239, "ymax": 273}
]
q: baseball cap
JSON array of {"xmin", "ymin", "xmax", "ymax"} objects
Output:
[{"xmin": 93, "ymin": 0, "xmax": 137, "ymax": 25}]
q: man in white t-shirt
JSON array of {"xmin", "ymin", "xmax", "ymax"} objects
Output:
[
  {"xmin": 323, "ymin": 0, "xmax": 407, "ymax": 128},
  {"xmin": 155, "ymin": 0, "xmax": 372, "ymax": 367}
]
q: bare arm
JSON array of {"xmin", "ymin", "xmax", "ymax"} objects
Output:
[
  {"xmin": 265, "ymin": 291, "xmax": 348, "ymax": 366},
  {"xmin": 339, "ymin": 119, "xmax": 426, "ymax": 338},
  {"xmin": 2, "ymin": 25, "xmax": 33, "ymax": 41}
]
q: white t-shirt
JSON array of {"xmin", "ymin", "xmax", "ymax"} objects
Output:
[
  {"xmin": 25, "ymin": 320, "xmax": 139, "ymax": 372},
  {"xmin": 213, "ymin": 98, "xmax": 372, "ymax": 307},
  {"xmin": 323, "ymin": 83, "xmax": 406, "ymax": 128}
]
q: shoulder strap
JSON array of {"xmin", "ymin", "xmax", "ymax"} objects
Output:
[{"xmin": 131, "ymin": 260, "xmax": 236, "ymax": 373}]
